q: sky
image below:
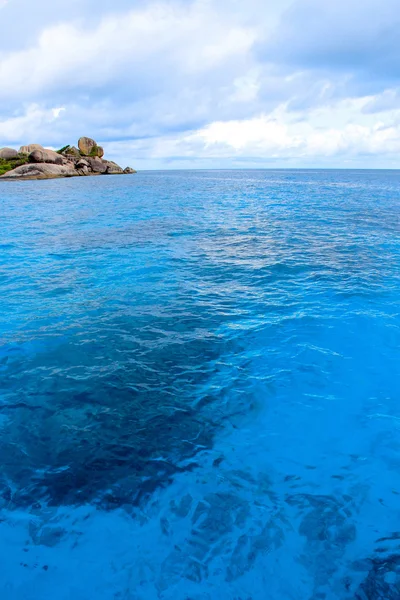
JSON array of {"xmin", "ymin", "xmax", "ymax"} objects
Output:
[{"xmin": 1, "ymin": 0, "xmax": 400, "ymax": 169}]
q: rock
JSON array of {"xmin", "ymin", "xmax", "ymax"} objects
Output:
[
  {"xmin": 62, "ymin": 156, "xmax": 77, "ymax": 166},
  {"xmin": 63, "ymin": 146, "xmax": 80, "ymax": 158},
  {"xmin": 124, "ymin": 167, "xmax": 137, "ymax": 174},
  {"xmin": 29, "ymin": 149, "xmax": 64, "ymax": 165},
  {"xmin": 0, "ymin": 147, "xmax": 18, "ymax": 160},
  {"xmin": 77, "ymin": 165, "xmax": 90, "ymax": 175},
  {"xmin": 76, "ymin": 158, "xmax": 90, "ymax": 169},
  {"xmin": 19, "ymin": 144, "xmax": 44, "ymax": 155},
  {"xmin": 78, "ymin": 137, "xmax": 96, "ymax": 155},
  {"xmin": 103, "ymin": 160, "xmax": 124, "ymax": 174},
  {"xmin": 78, "ymin": 137, "xmax": 104, "ymax": 157},
  {"xmin": 86, "ymin": 156, "xmax": 107, "ymax": 173},
  {"xmin": 0, "ymin": 163, "xmax": 76, "ymax": 179},
  {"xmin": 75, "ymin": 158, "xmax": 90, "ymax": 175}
]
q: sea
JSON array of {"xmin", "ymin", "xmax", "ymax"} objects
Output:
[{"xmin": 0, "ymin": 169, "xmax": 399, "ymax": 600}]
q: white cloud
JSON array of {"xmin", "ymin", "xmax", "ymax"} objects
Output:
[
  {"xmin": 1, "ymin": 0, "xmax": 400, "ymax": 167},
  {"xmin": 0, "ymin": 105, "xmax": 63, "ymax": 142},
  {"xmin": 0, "ymin": 2, "xmax": 256, "ymax": 101},
  {"xmin": 52, "ymin": 107, "xmax": 65, "ymax": 119},
  {"xmin": 187, "ymin": 99, "xmax": 400, "ymax": 160},
  {"xmin": 102, "ymin": 96, "xmax": 400, "ymax": 169}
]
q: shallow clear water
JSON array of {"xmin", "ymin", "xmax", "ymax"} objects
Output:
[{"xmin": 0, "ymin": 169, "xmax": 400, "ymax": 599}]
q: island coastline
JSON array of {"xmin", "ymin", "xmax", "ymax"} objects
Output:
[{"xmin": 0, "ymin": 136, "xmax": 136, "ymax": 181}]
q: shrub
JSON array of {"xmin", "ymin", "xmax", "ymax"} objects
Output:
[
  {"xmin": 56, "ymin": 145, "xmax": 70, "ymax": 154},
  {"xmin": 89, "ymin": 145, "xmax": 101, "ymax": 157},
  {"xmin": 0, "ymin": 154, "xmax": 30, "ymax": 176}
]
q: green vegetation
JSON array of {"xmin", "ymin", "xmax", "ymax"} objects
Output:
[
  {"xmin": 89, "ymin": 145, "xmax": 101, "ymax": 157},
  {"xmin": 0, "ymin": 162, "xmax": 12, "ymax": 176},
  {"xmin": 56, "ymin": 144, "xmax": 70, "ymax": 154},
  {"xmin": 0, "ymin": 154, "xmax": 29, "ymax": 176}
]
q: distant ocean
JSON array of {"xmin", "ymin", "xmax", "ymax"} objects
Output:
[{"xmin": 1, "ymin": 169, "xmax": 399, "ymax": 599}]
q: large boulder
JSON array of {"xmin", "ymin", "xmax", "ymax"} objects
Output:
[
  {"xmin": 124, "ymin": 167, "xmax": 137, "ymax": 174},
  {"xmin": 76, "ymin": 158, "xmax": 90, "ymax": 169},
  {"xmin": 75, "ymin": 158, "xmax": 90, "ymax": 175},
  {"xmin": 0, "ymin": 147, "xmax": 18, "ymax": 160},
  {"xmin": 0, "ymin": 163, "xmax": 76, "ymax": 179},
  {"xmin": 78, "ymin": 137, "xmax": 104, "ymax": 158},
  {"xmin": 86, "ymin": 156, "xmax": 107, "ymax": 173},
  {"xmin": 78, "ymin": 137, "xmax": 95, "ymax": 155},
  {"xmin": 103, "ymin": 160, "xmax": 124, "ymax": 174},
  {"xmin": 29, "ymin": 149, "xmax": 64, "ymax": 165},
  {"xmin": 76, "ymin": 165, "xmax": 89, "ymax": 175},
  {"xmin": 19, "ymin": 144, "xmax": 44, "ymax": 155}
]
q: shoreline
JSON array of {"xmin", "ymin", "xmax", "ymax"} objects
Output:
[{"xmin": 0, "ymin": 137, "xmax": 136, "ymax": 180}]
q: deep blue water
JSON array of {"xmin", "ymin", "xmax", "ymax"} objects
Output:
[{"xmin": 0, "ymin": 169, "xmax": 400, "ymax": 599}]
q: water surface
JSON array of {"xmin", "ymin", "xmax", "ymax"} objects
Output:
[{"xmin": 1, "ymin": 170, "xmax": 400, "ymax": 599}]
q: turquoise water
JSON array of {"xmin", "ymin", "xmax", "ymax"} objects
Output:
[{"xmin": 0, "ymin": 169, "xmax": 399, "ymax": 599}]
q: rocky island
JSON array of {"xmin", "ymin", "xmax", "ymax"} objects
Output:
[{"xmin": 0, "ymin": 137, "xmax": 136, "ymax": 180}]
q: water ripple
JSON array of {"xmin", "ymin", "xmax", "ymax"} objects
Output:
[{"xmin": 0, "ymin": 170, "xmax": 400, "ymax": 598}]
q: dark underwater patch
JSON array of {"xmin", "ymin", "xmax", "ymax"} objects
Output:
[
  {"xmin": 355, "ymin": 555, "xmax": 400, "ymax": 599},
  {"xmin": 0, "ymin": 311, "xmax": 247, "ymax": 509}
]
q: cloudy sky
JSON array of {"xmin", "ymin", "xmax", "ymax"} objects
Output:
[{"xmin": 1, "ymin": 0, "xmax": 399, "ymax": 169}]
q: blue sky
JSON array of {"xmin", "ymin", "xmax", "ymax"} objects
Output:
[{"xmin": 1, "ymin": 0, "xmax": 400, "ymax": 169}]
